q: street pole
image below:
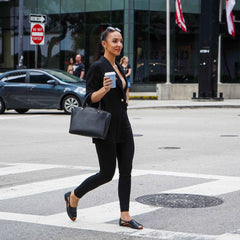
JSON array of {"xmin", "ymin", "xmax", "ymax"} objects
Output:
[
  {"xmin": 18, "ymin": 0, "xmax": 24, "ymax": 68},
  {"xmin": 197, "ymin": 0, "xmax": 221, "ymax": 100}
]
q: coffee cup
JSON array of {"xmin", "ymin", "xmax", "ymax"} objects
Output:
[{"xmin": 104, "ymin": 72, "xmax": 116, "ymax": 88}]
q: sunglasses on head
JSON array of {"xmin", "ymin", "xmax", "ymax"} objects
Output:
[{"xmin": 107, "ymin": 27, "xmax": 121, "ymax": 32}]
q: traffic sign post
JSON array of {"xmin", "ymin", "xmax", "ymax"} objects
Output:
[{"xmin": 30, "ymin": 23, "xmax": 45, "ymax": 45}]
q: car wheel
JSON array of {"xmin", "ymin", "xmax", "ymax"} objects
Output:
[
  {"xmin": 62, "ymin": 95, "xmax": 81, "ymax": 114},
  {"xmin": 0, "ymin": 98, "xmax": 5, "ymax": 114},
  {"xmin": 15, "ymin": 109, "xmax": 29, "ymax": 114}
]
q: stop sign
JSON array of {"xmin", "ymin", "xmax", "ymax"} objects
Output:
[{"xmin": 31, "ymin": 23, "xmax": 45, "ymax": 45}]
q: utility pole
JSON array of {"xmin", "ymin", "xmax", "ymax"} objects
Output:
[
  {"xmin": 194, "ymin": 0, "xmax": 223, "ymax": 100},
  {"xmin": 18, "ymin": 0, "xmax": 24, "ymax": 68}
]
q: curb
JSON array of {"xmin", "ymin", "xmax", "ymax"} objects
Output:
[
  {"xmin": 128, "ymin": 105, "xmax": 240, "ymax": 110},
  {"xmin": 129, "ymin": 96, "xmax": 158, "ymax": 100}
]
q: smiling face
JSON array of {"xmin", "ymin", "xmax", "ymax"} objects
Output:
[{"xmin": 102, "ymin": 31, "xmax": 123, "ymax": 57}]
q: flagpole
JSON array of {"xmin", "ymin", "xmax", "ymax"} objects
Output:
[
  {"xmin": 217, "ymin": 0, "xmax": 222, "ymax": 84},
  {"xmin": 166, "ymin": 0, "xmax": 170, "ymax": 84}
]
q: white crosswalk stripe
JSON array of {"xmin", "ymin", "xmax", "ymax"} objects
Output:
[{"xmin": 0, "ymin": 162, "xmax": 240, "ymax": 240}]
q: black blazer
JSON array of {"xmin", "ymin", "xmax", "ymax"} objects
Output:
[{"xmin": 86, "ymin": 56, "xmax": 132, "ymax": 143}]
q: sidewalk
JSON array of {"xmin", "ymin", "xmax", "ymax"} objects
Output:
[{"xmin": 128, "ymin": 99, "xmax": 240, "ymax": 109}]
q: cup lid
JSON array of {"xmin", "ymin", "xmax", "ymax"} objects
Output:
[{"xmin": 104, "ymin": 72, "xmax": 116, "ymax": 76}]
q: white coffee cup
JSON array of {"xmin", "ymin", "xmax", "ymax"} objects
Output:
[{"xmin": 104, "ymin": 72, "xmax": 116, "ymax": 88}]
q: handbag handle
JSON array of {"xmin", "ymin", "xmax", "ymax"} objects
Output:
[{"xmin": 82, "ymin": 92, "xmax": 102, "ymax": 111}]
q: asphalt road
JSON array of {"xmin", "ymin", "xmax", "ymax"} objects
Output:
[{"xmin": 0, "ymin": 107, "xmax": 240, "ymax": 240}]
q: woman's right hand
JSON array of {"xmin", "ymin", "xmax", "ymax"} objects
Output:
[{"xmin": 103, "ymin": 76, "xmax": 113, "ymax": 93}]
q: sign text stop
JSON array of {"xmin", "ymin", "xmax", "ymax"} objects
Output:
[{"xmin": 31, "ymin": 23, "xmax": 45, "ymax": 45}]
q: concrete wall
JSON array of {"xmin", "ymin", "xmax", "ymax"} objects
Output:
[{"xmin": 156, "ymin": 83, "xmax": 240, "ymax": 100}]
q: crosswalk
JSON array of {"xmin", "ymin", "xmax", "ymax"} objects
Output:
[{"xmin": 0, "ymin": 162, "xmax": 240, "ymax": 240}]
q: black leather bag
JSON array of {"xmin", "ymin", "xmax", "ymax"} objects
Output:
[{"xmin": 69, "ymin": 94, "xmax": 111, "ymax": 139}]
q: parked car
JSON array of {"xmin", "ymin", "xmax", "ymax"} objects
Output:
[{"xmin": 0, "ymin": 69, "xmax": 86, "ymax": 114}]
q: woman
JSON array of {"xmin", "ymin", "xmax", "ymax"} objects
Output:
[
  {"xmin": 120, "ymin": 56, "xmax": 132, "ymax": 103},
  {"xmin": 64, "ymin": 27, "xmax": 143, "ymax": 230},
  {"xmin": 67, "ymin": 57, "xmax": 74, "ymax": 75}
]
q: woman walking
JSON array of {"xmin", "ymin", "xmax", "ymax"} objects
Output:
[
  {"xmin": 64, "ymin": 26, "xmax": 143, "ymax": 230},
  {"xmin": 120, "ymin": 56, "xmax": 132, "ymax": 103}
]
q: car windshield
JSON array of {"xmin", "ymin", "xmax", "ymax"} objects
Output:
[{"xmin": 45, "ymin": 70, "xmax": 86, "ymax": 84}]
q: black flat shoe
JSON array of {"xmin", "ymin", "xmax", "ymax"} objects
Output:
[
  {"xmin": 119, "ymin": 218, "xmax": 143, "ymax": 229},
  {"xmin": 64, "ymin": 191, "xmax": 77, "ymax": 221}
]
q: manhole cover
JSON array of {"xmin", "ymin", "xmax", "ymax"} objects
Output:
[
  {"xmin": 136, "ymin": 194, "xmax": 223, "ymax": 208},
  {"xmin": 158, "ymin": 147, "xmax": 181, "ymax": 150},
  {"xmin": 133, "ymin": 134, "xmax": 143, "ymax": 137},
  {"xmin": 220, "ymin": 135, "xmax": 238, "ymax": 137}
]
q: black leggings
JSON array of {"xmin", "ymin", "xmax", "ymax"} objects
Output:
[{"xmin": 74, "ymin": 136, "xmax": 134, "ymax": 212}]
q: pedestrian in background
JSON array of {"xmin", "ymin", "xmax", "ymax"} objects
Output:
[
  {"xmin": 64, "ymin": 26, "xmax": 143, "ymax": 230},
  {"xmin": 73, "ymin": 54, "xmax": 85, "ymax": 79},
  {"xmin": 120, "ymin": 56, "xmax": 131, "ymax": 103},
  {"xmin": 67, "ymin": 57, "xmax": 74, "ymax": 75}
]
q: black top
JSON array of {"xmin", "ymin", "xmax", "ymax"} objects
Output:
[
  {"xmin": 73, "ymin": 63, "xmax": 85, "ymax": 78},
  {"xmin": 121, "ymin": 63, "xmax": 131, "ymax": 76},
  {"xmin": 86, "ymin": 56, "xmax": 131, "ymax": 143}
]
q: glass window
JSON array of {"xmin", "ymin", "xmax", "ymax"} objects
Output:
[
  {"xmin": 38, "ymin": 0, "xmax": 60, "ymax": 14},
  {"xmin": 60, "ymin": 13, "xmax": 85, "ymax": 71},
  {"xmin": 30, "ymin": 71, "xmax": 51, "ymax": 84},
  {"xmin": 112, "ymin": 0, "xmax": 124, "ymax": 10},
  {"xmin": 2, "ymin": 71, "xmax": 27, "ymax": 83},
  {"xmin": 134, "ymin": 10, "xmax": 166, "ymax": 84},
  {"xmin": 134, "ymin": 0, "xmax": 149, "ymax": 10},
  {"xmin": 174, "ymin": 0, "xmax": 201, "ymax": 14},
  {"xmin": 61, "ymin": 0, "xmax": 85, "ymax": 14},
  {"xmin": 150, "ymin": 0, "xmax": 166, "ymax": 11},
  {"xmin": 23, "ymin": 0, "xmax": 37, "ymax": 15},
  {"xmin": 86, "ymin": 0, "xmax": 111, "ymax": 12},
  {"xmin": 221, "ymin": 9, "xmax": 240, "ymax": 83},
  {"xmin": 0, "ymin": 1, "xmax": 15, "ymax": 70},
  {"xmin": 0, "ymin": 27, "xmax": 2, "ymax": 65},
  {"xmin": 172, "ymin": 13, "xmax": 200, "ymax": 83},
  {"xmin": 45, "ymin": 69, "xmax": 85, "ymax": 83},
  {"xmin": 85, "ymin": 12, "xmax": 110, "ymax": 67},
  {"xmin": 41, "ymin": 14, "xmax": 61, "ymax": 68}
]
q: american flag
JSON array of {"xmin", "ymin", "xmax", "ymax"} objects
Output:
[
  {"xmin": 175, "ymin": 0, "xmax": 187, "ymax": 32},
  {"xmin": 226, "ymin": 0, "xmax": 235, "ymax": 37}
]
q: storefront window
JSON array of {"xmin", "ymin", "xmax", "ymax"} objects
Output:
[
  {"xmin": 60, "ymin": 13, "xmax": 85, "ymax": 71},
  {"xmin": 172, "ymin": 13, "xmax": 200, "ymax": 83},
  {"xmin": 134, "ymin": 10, "xmax": 166, "ymax": 83},
  {"xmin": 221, "ymin": 9, "xmax": 240, "ymax": 83},
  {"xmin": 0, "ymin": 0, "xmax": 15, "ymax": 71}
]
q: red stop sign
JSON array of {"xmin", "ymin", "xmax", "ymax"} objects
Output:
[{"xmin": 31, "ymin": 24, "xmax": 44, "ymax": 45}]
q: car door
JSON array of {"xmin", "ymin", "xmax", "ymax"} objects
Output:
[
  {"xmin": 1, "ymin": 71, "xmax": 29, "ymax": 108},
  {"xmin": 28, "ymin": 71, "xmax": 61, "ymax": 108}
]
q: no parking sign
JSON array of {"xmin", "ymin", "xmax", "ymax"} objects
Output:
[{"xmin": 30, "ymin": 23, "xmax": 45, "ymax": 45}]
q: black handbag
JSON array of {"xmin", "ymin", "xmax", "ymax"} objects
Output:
[{"xmin": 69, "ymin": 94, "xmax": 111, "ymax": 139}]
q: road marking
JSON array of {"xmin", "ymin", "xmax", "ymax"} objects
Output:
[
  {"xmin": 0, "ymin": 162, "xmax": 98, "ymax": 176},
  {"xmin": 0, "ymin": 209, "xmax": 218, "ymax": 240},
  {"xmin": 1, "ymin": 162, "xmax": 240, "ymax": 200},
  {"xmin": 50, "ymin": 201, "xmax": 159, "ymax": 224},
  {"xmin": 0, "ymin": 170, "xmax": 145, "ymax": 200},
  {"xmin": 1, "ymin": 162, "xmax": 240, "ymax": 181},
  {"xmin": 161, "ymin": 179, "xmax": 240, "ymax": 196},
  {"xmin": 0, "ymin": 163, "xmax": 58, "ymax": 176}
]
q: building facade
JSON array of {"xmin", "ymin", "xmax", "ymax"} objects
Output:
[{"xmin": 0, "ymin": 0, "xmax": 239, "ymax": 94}]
